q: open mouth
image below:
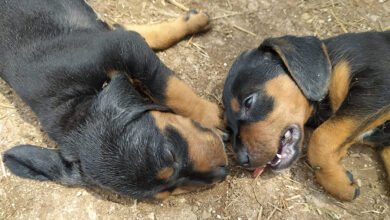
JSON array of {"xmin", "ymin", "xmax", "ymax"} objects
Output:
[{"xmin": 267, "ymin": 124, "xmax": 301, "ymax": 171}]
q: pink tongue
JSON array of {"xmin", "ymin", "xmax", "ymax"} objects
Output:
[{"xmin": 253, "ymin": 166, "xmax": 266, "ymax": 178}]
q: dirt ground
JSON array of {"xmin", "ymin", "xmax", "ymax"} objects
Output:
[{"xmin": 1, "ymin": 0, "xmax": 390, "ymax": 219}]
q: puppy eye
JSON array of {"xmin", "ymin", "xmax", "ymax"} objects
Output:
[{"xmin": 243, "ymin": 96, "xmax": 253, "ymax": 110}]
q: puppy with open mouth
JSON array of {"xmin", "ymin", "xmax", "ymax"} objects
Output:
[{"xmin": 223, "ymin": 31, "xmax": 390, "ymax": 200}]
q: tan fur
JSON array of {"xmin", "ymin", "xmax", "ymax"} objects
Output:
[
  {"xmin": 156, "ymin": 167, "xmax": 174, "ymax": 179},
  {"xmin": 329, "ymin": 61, "xmax": 351, "ymax": 112},
  {"xmin": 308, "ymin": 109, "xmax": 390, "ymax": 200},
  {"xmin": 165, "ymin": 76, "xmax": 222, "ymax": 130},
  {"xmin": 151, "ymin": 111, "xmax": 227, "ymax": 173},
  {"xmin": 122, "ymin": 12, "xmax": 211, "ymax": 50},
  {"xmin": 380, "ymin": 147, "xmax": 390, "ymax": 185},
  {"xmin": 240, "ymin": 75, "xmax": 313, "ymax": 167},
  {"xmin": 230, "ymin": 98, "xmax": 240, "ymax": 112},
  {"xmin": 154, "ymin": 191, "xmax": 171, "ymax": 199}
]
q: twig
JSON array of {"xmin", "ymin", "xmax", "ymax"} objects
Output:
[
  {"xmin": 330, "ymin": 9, "xmax": 348, "ymax": 33},
  {"xmin": 166, "ymin": 0, "xmax": 189, "ymax": 11},
  {"xmin": 0, "ymin": 154, "xmax": 6, "ymax": 178},
  {"xmin": 378, "ymin": 20, "xmax": 384, "ymax": 31},
  {"xmin": 251, "ymin": 184, "xmax": 262, "ymax": 206},
  {"xmin": 258, "ymin": 206, "xmax": 263, "ymax": 220},
  {"xmin": 266, "ymin": 207, "xmax": 277, "ymax": 220},
  {"xmin": 186, "ymin": 35, "xmax": 194, "ymax": 47},
  {"xmin": 267, "ymin": 202, "xmax": 283, "ymax": 212},
  {"xmin": 0, "ymin": 104, "xmax": 14, "ymax": 109},
  {"xmin": 303, "ymin": 161, "xmax": 314, "ymax": 172},
  {"xmin": 213, "ymin": 12, "xmax": 245, "ymax": 20},
  {"xmin": 190, "ymin": 42, "xmax": 209, "ymax": 58},
  {"xmin": 285, "ymin": 195, "xmax": 302, "ymax": 201},
  {"xmin": 233, "ymin": 24, "xmax": 257, "ymax": 36},
  {"xmin": 282, "ymin": 176, "xmax": 302, "ymax": 185}
]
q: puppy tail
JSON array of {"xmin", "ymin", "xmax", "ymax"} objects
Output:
[{"xmin": 3, "ymin": 145, "xmax": 83, "ymax": 185}]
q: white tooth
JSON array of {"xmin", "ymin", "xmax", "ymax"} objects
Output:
[
  {"xmin": 276, "ymin": 154, "xmax": 282, "ymax": 158},
  {"xmin": 285, "ymin": 130, "xmax": 291, "ymax": 139}
]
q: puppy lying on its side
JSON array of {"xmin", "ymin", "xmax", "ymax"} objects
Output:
[{"xmin": 0, "ymin": 0, "xmax": 227, "ymax": 199}]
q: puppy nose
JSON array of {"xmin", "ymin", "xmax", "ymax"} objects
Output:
[
  {"xmin": 237, "ymin": 151, "xmax": 250, "ymax": 167},
  {"xmin": 216, "ymin": 165, "xmax": 227, "ymax": 182}
]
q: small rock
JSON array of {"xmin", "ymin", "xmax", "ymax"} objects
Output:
[
  {"xmin": 301, "ymin": 13, "xmax": 310, "ymax": 20},
  {"xmin": 147, "ymin": 212, "xmax": 155, "ymax": 220},
  {"xmin": 76, "ymin": 191, "xmax": 82, "ymax": 197},
  {"xmin": 370, "ymin": 15, "xmax": 380, "ymax": 22},
  {"xmin": 202, "ymin": 210, "xmax": 212, "ymax": 219},
  {"xmin": 217, "ymin": 215, "xmax": 222, "ymax": 219},
  {"xmin": 357, "ymin": 179, "xmax": 362, "ymax": 187}
]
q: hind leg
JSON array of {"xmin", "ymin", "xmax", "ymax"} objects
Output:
[
  {"xmin": 381, "ymin": 147, "xmax": 390, "ymax": 186},
  {"xmin": 121, "ymin": 10, "xmax": 211, "ymax": 50}
]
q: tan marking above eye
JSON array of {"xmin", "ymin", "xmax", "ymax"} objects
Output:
[
  {"xmin": 329, "ymin": 61, "xmax": 351, "ymax": 112},
  {"xmin": 156, "ymin": 167, "xmax": 174, "ymax": 179},
  {"xmin": 230, "ymin": 98, "xmax": 240, "ymax": 112},
  {"xmin": 151, "ymin": 111, "xmax": 227, "ymax": 173},
  {"xmin": 239, "ymin": 74, "xmax": 313, "ymax": 166},
  {"xmin": 154, "ymin": 191, "xmax": 171, "ymax": 199}
]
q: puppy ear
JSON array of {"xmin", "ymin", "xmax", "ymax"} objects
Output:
[
  {"xmin": 3, "ymin": 145, "xmax": 83, "ymax": 185},
  {"xmin": 260, "ymin": 35, "xmax": 331, "ymax": 101}
]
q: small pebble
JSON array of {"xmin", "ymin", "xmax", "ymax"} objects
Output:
[
  {"xmin": 223, "ymin": 63, "xmax": 227, "ymax": 67},
  {"xmin": 217, "ymin": 215, "xmax": 221, "ymax": 219},
  {"xmin": 76, "ymin": 191, "xmax": 82, "ymax": 197}
]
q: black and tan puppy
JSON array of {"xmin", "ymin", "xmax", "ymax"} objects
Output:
[
  {"xmin": 0, "ymin": 0, "xmax": 228, "ymax": 199},
  {"xmin": 223, "ymin": 31, "xmax": 390, "ymax": 200}
]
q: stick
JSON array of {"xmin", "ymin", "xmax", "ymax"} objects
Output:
[
  {"xmin": 266, "ymin": 207, "xmax": 277, "ymax": 220},
  {"xmin": 267, "ymin": 202, "xmax": 283, "ymax": 212},
  {"xmin": 166, "ymin": 0, "xmax": 189, "ymax": 11},
  {"xmin": 330, "ymin": 9, "xmax": 348, "ymax": 33},
  {"xmin": 0, "ymin": 104, "xmax": 14, "ymax": 109},
  {"xmin": 0, "ymin": 154, "xmax": 6, "ymax": 178},
  {"xmin": 213, "ymin": 12, "xmax": 245, "ymax": 20},
  {"xmin": 258, "ymin": 206, "xmax": 263, "ymax": 220},
  {"xmin": 233, "ymin": 24, "xmax": 257, "ymax": 36}
]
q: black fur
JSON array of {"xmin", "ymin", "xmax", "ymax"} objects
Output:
[
  {"xmin": 1, "ymin": 0, "xmax": 225, "ymax": 198},
  {"xmin": 260, "ymin": 36, "xmax": 331, "ymax": 101}
]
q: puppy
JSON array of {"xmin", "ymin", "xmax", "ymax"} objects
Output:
[
  {"xmin": 223, "ymin": 31, "xmax": 390, "ymax": 200},
  {"xmin": 0, "ymin": 0, "xmax": 227, "ymax": 199}
]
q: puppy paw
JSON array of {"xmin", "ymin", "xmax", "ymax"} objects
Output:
[
  {"xmin": 315, "ymin": 167, "xmax": 360, "ymax": 201},
  {"xmin": 182, "ymin": 10, "xmax": 212, "ymax": 34}
]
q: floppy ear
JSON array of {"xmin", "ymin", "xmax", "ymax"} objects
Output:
[
  {"xmin": 3, "ymin": 145, "xmax": 83, "ymax": 185},
  {"xmin": 260, "ymin": 35, "xmax": 331, "ymax": 101}
]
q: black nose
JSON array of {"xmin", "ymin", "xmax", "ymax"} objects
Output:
[
  {"xmin": 237, "ymin": 151, "xmax": 250, "ymax": 167},
  {"xmin": 216, "ymin": 165, "xmax": 227, "ymax": 182}
]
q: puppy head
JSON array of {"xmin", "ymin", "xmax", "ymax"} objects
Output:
[
  {"xmin": 223, "ymin": 36, "xmax": 331, "ymax": 172},
  {"xmin": 150, "ymin": 111, "xmax": 228, "ymax": 198}
]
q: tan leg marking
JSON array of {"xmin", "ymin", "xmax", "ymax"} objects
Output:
[
  {"xmin": 309, "ymin": 110, "xmax": 390, "ymax": 200},
  {"xmin": 154, "ymin": 191, "xmax": 171, "ymax": 199},
  {"xmin": 122, "ymin": 12, "xmax": 211, "ymax": 50},
  {"xmin": 156, "ymin": 167, "xmax": 174, "ymax": 179},
  {"xmin": 380, "ymin": 147, "xmax": 390, "ymax": 185},
  {"xmin": 329, "ymin": 61, "xmax": 351, "ymax": 112},
  {"xmin": 164, "ymin": 76, "xmax": 222, "ymax": 130}
]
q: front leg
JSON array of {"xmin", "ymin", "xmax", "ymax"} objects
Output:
[
  {"xmin": 104, "ymin": 31, "xmax": 222, "ymax": 130},
  {"xmin": 308, "ymin": 109, "xmax": 390, "ymax": 200},
  {"xmin": 122, "ymin": 10, "xmax": 211, "ymax": 50}
]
